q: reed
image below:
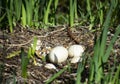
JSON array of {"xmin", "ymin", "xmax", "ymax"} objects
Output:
[{"xmin": 0, "ymin": 0, "xmax": 120, "ymax": 83}]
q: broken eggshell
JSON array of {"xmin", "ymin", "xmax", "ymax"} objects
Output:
[
  {"xmin": 68, "ymin": 45, "xmax": 84, "ymax": 58},
  {"xmin": 31, "ymin": 40, "xmax": 42, "ymax": 50},
  {"xmin": 71, "ymin": 57, "xmax": 82, "ymax": 63},
  {"xmin": 68, "ymin": 45, "xmax": 84, "ymax": 63},
  {"xmin": 49, "ymin": 46, "xmax": 68, "ymax": 63},
  {"xmin": 44, "ymin": 63, "xmax": 57, "ymax": 70}
]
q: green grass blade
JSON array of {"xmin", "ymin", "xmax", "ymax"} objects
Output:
[
  {"xmin": 45, "ymin": 66, "xmax": 68, "ymax": 84},
  {"xmin": 69, "ymin": 0, "xmax": 74, "ymax": 27},
  {"xmin": 93, "ymin": 36, "xmax": 100, "ymax": 63},
  {"xmin": 76, "ymin": 62, "xmax": 84, "ymax": 84},
  {"xmin": 54, "ymin": 0, "xmax": 59, "ymax": 10},
  {"xmin": 93, "ymin": 37, "xmax": 103, "ymax": 83},
  {"xmin": 99, "ymin": 2, "xmax": 103, "ymax": 25},
  {"xmin": 43, "ymin": 0, "xmax": 53, "ymax": 25},
  {"xmin": 20, "ymin": 48, "xmax": 29, "ymax": 78},
  {"xmin": 14, "ymin": 0, "xmax": 22, "ymax": 20},
  {"xmin": 89, "ymin": 37, "xmax": 100, "ymax": 82},
  {"xmin": 96, "ymin": 41, "xmax": 103, "ymax": 82},
  {"xmin": 112, "ymin": 65, "xmax": 120, "ymax": 84},
  {"xmin": 6, "ymin": 50, "xmax": 21, "ymax": 58},
  {"xmin": 27, "ymin": 47, "xmax": 32, "ymax": 59},
  {"xmin": 100, "ymin": 1, "xmax": 115, "ymax": 61},
  {"xmin": 26, "ymin": 0, "xmax": 34, "ymax": 26},
  {"xmin": 86, "ymin": 0, "xmax": 91, "ymax": 16},
  {"xmin": 21, "ymin": 4, "xmax": 26, "ymax": 26},
  {"xmin": 33, "ymin": 0, "xmax": 40, "ymax": 28},
  {"xmin": 31, "ymin": 36, "xmax": 37, "ymax": 55},
  {"xmin": 103, "ymin": 25, "xmax": 120, "ymax": 62},
  {"xmin": 0, "ymin": 13, "xmax": 6, "ymax": 22},
  {"xmin": 86, "ymin": 0, "xmax": 95, "ymax": 30},
  {"xmin": 74, "ymin": 0, "xmax": 78, "ymax": 19},
  {"xmin": 7, "ymin": 9, "xmax": 13, "ymax": 32},
  {"xmin": 7, "ymin": 0, "xmax": 14, "ymax": 32}
]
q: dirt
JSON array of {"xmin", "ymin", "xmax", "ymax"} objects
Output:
[{"xmin": 0, "ymin": 25, "xmax": 120, "ymax": 84}]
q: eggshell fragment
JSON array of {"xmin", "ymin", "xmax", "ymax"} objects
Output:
[
  {"xmin": 71, "ymin": 57, "xmax": 82, "ymax": 63},
  {"xmin": 49, "ymin": 46, "xmax": 68, "ymax": 63},
  {"xmin": 44, "ymin": 63, "xmax": 57, "ymax": 70},
  {"xmin": 68, "ymin": 45, "xmax": 84, "ymax": 58},
  {"xmin": 31, "ymin": 40, "xmax": 42, "ymax": 50}
]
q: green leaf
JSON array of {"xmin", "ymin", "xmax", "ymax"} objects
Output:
[
  {"xmin": 45, "ymin": 66, "xmax": 68, "ymax": 84},
  {"xmin": 20, "ymin": 48, "xmax": 29, "ymax": 78},
  {"xmin": 103, "ymin": 25, "xmax": 120, "ymax": 62},
  {"xmin": 0, "ymin": 13, "xmax": 6, "ymax": 22},
  {"xmin": 21, "ymin": 4, "xmax": 26, "ymax": 26},
  {"xmin": 76, "ymin": 62, "xmax": 84, "ymax": 84},
  {"xmin": 6, "ymin": 51, "xmax": 21, "ymax": 58},
  {"xmin": 112, "ymin": 65, "xmax": 120, "ymax": 84}
]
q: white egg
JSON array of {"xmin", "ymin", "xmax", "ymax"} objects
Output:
[
  {"xmin": 49, "ymin": 46, "xmax": 68, "ymax": 63},
  {"xmin": 68, "ymin": 45, "xmax": 84, "ymax": 58}
]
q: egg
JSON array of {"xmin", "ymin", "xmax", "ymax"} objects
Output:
[
  {"xmin": 49, "ymin": 46, "xmax": 68, "ymax": 63},
  {"xmin": 68, "ymin": 45, "xmax": 84, "ymax": 58}
]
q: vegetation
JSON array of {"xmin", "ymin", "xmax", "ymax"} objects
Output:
[{"xmin": 0, "ymin": 0, "xmax": 120, "ymax": 83}]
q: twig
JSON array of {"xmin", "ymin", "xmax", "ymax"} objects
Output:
[
  {"xmin": 6, "ymin": 38, "xmax": 33, "ymax": 47},
  {"xmin": 37, "ymin": 27, "xmax": 66, "ymax": 38},
  {"xmin": 6, "ymin": 26, "xmax": 66, "ymax": 47}
]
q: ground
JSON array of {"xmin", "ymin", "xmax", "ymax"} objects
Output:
[{"xmin": 0, "ymin": 25, "xmax": 120, "ymax": 84}]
